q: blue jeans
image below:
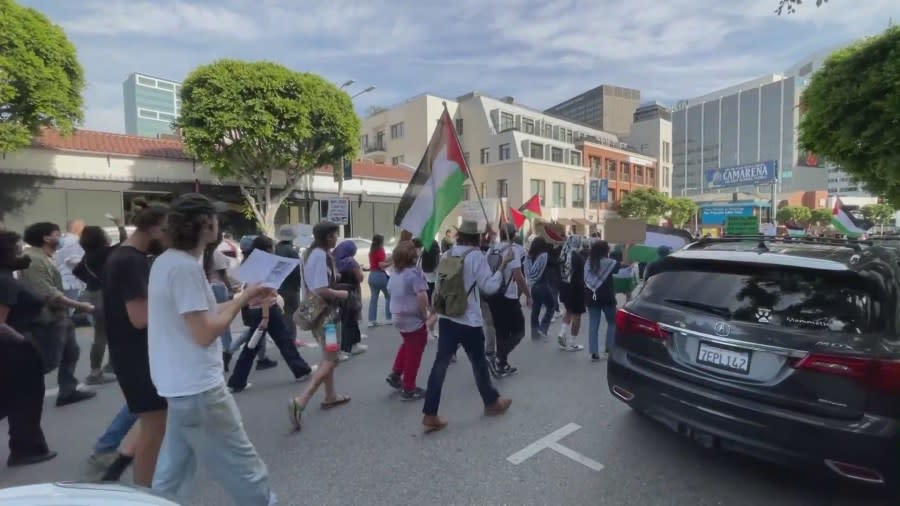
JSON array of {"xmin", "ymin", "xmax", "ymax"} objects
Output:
[
  {"xmin": 94, "ymin": 404, "xmax": 138, "ymax": 454},
  {"xmin": 588, "ymin": 305, "xmax": 617, "ymax": 354},
  {"xmin": 210, "ymin": 283, "xmax": 233, "ymax": 350},
  {"xmin": 153, "ymin": 384, "xmax": 275, "ymax": 505},
  {"xmin": 367, "ymin": 271, "xmax": 391, "ymax": 322},
  {"xmin": 530, "ymin": 283, "xmax": 554, "ymax": 335},
  {"xmin": 423, "ymin": 319, "xmax": 500, "ymax": 416}
]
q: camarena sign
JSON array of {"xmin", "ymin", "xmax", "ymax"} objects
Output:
[{"xmin": 704, "ymin": 160, "xmax": 777, "ymax": 190}]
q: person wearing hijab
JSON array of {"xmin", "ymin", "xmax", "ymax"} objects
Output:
[
  {"xmin": 583, "ymin": 240, "xmax": 620, "ymax": 361},
  {"xmin": 333, "ymin": 240, "xmax": 366, "ymax": 358},
  {"xmin": 557, "ymin": 235, "xmax": 586, "ymax": 352}
]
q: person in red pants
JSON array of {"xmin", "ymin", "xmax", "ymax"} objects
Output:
[{"xmin": 385, "ymin": 241, "xmax": 433, "ymax": 401}]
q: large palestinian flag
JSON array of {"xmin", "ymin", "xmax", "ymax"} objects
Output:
[
  {"xmin": 831, "ymin": 198, "xmax": 872, "ymax": 238},
  {"xmin": 394, "ymin": 109, "xmax": 468, "ymax": 247},
  {"xmin": 627, "ymin": 225, "xmax": 694, "ymax": 263},
  {"xmin": 519, "ymin": 194, "xmax": 542, "ymax": 220}
]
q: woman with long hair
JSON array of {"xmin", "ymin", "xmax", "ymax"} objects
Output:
[
  {"xmin": 557, "ymin": 235, "xmax": 586, "ymax": 352},
  {"xmin": 583, "ymin": 240, "xmax": 619, "ymax": 361},
  {"xmin": 333, "ymin": 239, "xmax": 366, "ymax": 358},
  {"xmin": 524, "ymin": 237, "xmax": 554, "ymax": 339},
  {"xmin": 367, "ymin": 234, "xmax": 392, "ymax": 327}
]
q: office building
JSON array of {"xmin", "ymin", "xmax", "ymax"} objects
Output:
[
  {"xmin": 625, "ymin": 102, "xmax": 673, "ymax": 195},
  {"xmin": 123, "ymin": 73, "xmax": 182, "ymax": 138},
  {"xmin": 544, "ymin": 85, "xmax": 641, "ymax": 137},
  {"xmin": 671, "ymin": 50, "xmax": 836, "ymax": 199}
]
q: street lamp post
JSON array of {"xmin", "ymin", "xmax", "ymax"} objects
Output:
[{"xmin": 336, "ymin": 83, "xmax": 376, "ymax": 237}]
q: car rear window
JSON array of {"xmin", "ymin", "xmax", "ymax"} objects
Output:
[{"xmin": 641, "ymin": 262, "xmax": 885, "ymax": 334}]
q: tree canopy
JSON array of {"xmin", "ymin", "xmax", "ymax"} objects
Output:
[
  {"xmin": 0, "ymin": 0, "xmax": 84, "ymax": 152},
  {"xmin": 667, "ymin": 197, "xmax": 699, "ymax": 228},
  {"xmin": 776, "ymin": 205, "xmax": 812, "ymax": 226},
  {"xmin": 860, "ymin": 203, "xmax": 895, "ymax": 227},
  {"xmin": 775, "ymin": 0, "xmax": 828, "ymax": 15},
  {"xmin": 178, "ymin": 60, "xmax": 360, "ymax": 235},
  {"xmin": 799, "ymin": 27, "xmax": 900, "ymax": 206},
  {"xmin": 809, "ymin": 208, "xmax": 832, "ymax": 228},
  {"xmin": 617, "ymin": 188, "xmax": 670, "ymax": 224}
]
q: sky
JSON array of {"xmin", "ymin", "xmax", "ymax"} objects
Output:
[{"xmin": 20, "ymin": 0, "xmax": 900, "ymax": 134}]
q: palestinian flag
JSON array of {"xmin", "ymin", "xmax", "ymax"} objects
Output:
[
  {"xmin": 508, "ymin": 207, "xmax": 526, "ymax": 229},
  {"xmin": 394, "ymin": 109, "xmax": 468, "ymax": 248},
  {"xmin": 785, "ymin": 222, "xmax": 807, "ymax": 237},
  {"xmin": 519, "ymin": 194, "xmax": 542, "ymax": 220},
  {"xmin": 627, "ymin": 225, "xmax": 694, "ymax": 263},
  {"xmin": 831, "ymin": 198, "xmax": 872, "ymax": 238}
]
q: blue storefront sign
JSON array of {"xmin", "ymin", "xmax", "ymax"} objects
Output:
[
  {"xmin": 701, "ymin": 205, "xmax": 755, "ymax": 226},
  {"xmin": 590, "ymin": 179, "xmax": 609, "ymax": 203},
  {"xmin": 704, "ymin": 160, "xmax": 777, "ymax": 190}
]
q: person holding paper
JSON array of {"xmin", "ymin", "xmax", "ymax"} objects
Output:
[{"xmin": 227, "ymin": 236, "xmax": 314, "ymax": 393}]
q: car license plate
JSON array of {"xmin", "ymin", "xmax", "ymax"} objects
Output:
[{"xmin": 697, "ymin": 342, "xmax": 751, "ymax": 374}]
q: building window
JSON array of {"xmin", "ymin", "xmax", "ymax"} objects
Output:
[
  {"xmin": 499, "ymin": 143, "xmax": 511, "ymax": 161},
  {"xmin": 621, "ymin": 162, "xmax": 630, "ymax": 182},
  {"xmin": 138, "ymin": 108, "xmax": 158, "ymax": 119},
  {"xmin": 647, "ymin": 167, "xmax": 655, "ymax": 185},
  {"xmin": 500, "ymin": 112, "xmax": 515, "ymax": 131},
  {"xmin": 573, "ymin": 184, "xmax": 585, "ymax": 208},
  {"xmin": 551, "ymin": 147, "xmax": 564, "ymax": 163},
  {"xmin": 390, "ymin": 122, "xmax": 404, "ymax": 139},
  {"xmin": 566, "ymin": 130, "xmax": 573, "ymax": 144},
  {"xmin": 391, "ymin": 155, "xmax": 405, "ymax": 165},
  {"xmin": 530, "ymin": 179, "xmax": 546, "ymax": 205},
  {"xmin": 530, "ymin": 142, "xmax": 544, "ymax": 160},
  {"xmin": 497, "ymin": 179, "xmax": 508, "ymax": 198},
  {"xmin": 570, "ymin": 151, "xmax": 582, "ymax": 166},
  {"xmin": 455, "ymin": 118, "xmax": 464, "ymax": 136},
  {"xmin": 375, "ymin": 131, "xmax": 385, "ymax": 149},
  {"xmin": 463, "ymin": 186, "xmax": 471, "ymax": 201},
  {"xmin": 523, "ymin": 118, "xmax": 535, "ymax": 134},
  {"xmin": 610, "ymin": 189, "xmax": 617, "ymax": 202},
  {"xmin": 552, "ymin": 182, "xmax": 566, "ymax": 208},
  {"xmin": 635, "ymin": 165, "xmax": 643, "ymax": 182},
  {"xmin": 607, "ymin": 159, "xmax": 617, "ymax": 180},
  {"xmin": 480, "ymin": 182, "xmax": 486, "ymax": 198},
  {"xmin": 590, "ymin": 156, "xmax": 601, "ymax": 177},
  {"xmin": 158, "ymin": 112, "xmax": 176, "ymax": 121},
  {"xmin": 137, "ymin": 76, "xmax": 156, "ymax": 86},
  {"xmin": 543, "ymin": 123, "xmax": 552, "ymax": 138},
  {"xmin": 360, "ymin": 134, "xmax": 369, "ymax": 150},
  {"xmin": 463, "ymin": 152, "xmax": 470, "ymax": 166},
  {"xmin": 663, "ymin": 141, "xmax": 671, "ymax": 163},
  {"xmin": 480, "ymin": 148, "xmax": 490, "ymax": 164}
]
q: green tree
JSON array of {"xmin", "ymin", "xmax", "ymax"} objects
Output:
[
  {"xmin": 667, "ymin": 197, "xmax": 698, "ymax": 228},
  {"xmin": 776, "ymin": 205, "xmax": 812, "ymax": 226},
  {"xmin": 861, "ymin": 203, "xmax": 895, "ymax": 234},
  {"xmin": 178, "ymin": 60, "xmax": 360, "ymax": 235},
  {"xmin": 775, "ymin": 0, "xmax": 828, "ymax": 15},
  {"xmin": 0, "ymin": 0, "xmax": 84, "ymax": 152},
  {"xmin": 809, "ymin": 207, "xmax": 832, "ymax": 228},
  {"xmin": 617, "ymin": 188, "xmax": 670, "ymax": 223},
  {"xmin": 799, "ymin": 27, "xmax": 900, "ymax": 205}
]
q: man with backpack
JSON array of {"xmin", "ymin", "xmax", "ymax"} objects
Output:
[
  {"xmin": 421, "ymin": 220, "xmax": 513, "ymax": 433},
  {"xmin": 485, "ymin": 224, "xmax": 530, "ymax": 378}
]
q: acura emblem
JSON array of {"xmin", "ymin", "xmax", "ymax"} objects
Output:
[{"xmin": 714, "ymin": 322, "xmax": 731, "ymax": 337}]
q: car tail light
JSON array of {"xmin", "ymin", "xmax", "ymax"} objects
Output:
[
  {"xmin": 793, "ymin": 354, "xmax": 900, "ymax": 393},
  {"xmin": 615, "ymin": 309, "xmax": 668, "ymax": 340}
]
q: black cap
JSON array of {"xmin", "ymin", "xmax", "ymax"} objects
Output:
[{"xmin": 170, "ymin": 193, "xmax": 226, "ymax": 216}]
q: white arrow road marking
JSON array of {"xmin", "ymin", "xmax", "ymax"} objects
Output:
[{"xmin": 507, "ymin": 423, "xmax": 604, "ymax": 471}]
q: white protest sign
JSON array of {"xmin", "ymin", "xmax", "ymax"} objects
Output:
[
  {"xmin": 325, "ymin": 198, "xmax": 350, "ymax": 225},
  {"xmin": 236, "ymin": 249, "xmax": 301, "ymax": 289}
]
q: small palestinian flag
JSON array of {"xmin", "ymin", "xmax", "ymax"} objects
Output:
[
  {"xmin": 508, "ymin": 207, "xmax": 526, "ymax": 229},
  {"xmin": 627, "ymin": 225, "xmax": 694, "ymax": 263},
  {"xmin": 519, "ymin": 194, "xmax": 542, "ymax": 220},
  {"xmin": 831, "ymin": 198, "xmax": 872, "ymax": 238}
]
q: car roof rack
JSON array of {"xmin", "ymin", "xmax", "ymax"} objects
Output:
[{"xmin": 685, "ymin": 235, "xmax": 867, "ymax": 252}]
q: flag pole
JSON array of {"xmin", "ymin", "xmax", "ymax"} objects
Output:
[{"xmin": 444, "ymin": 101, "xmax": 491, "ymax": 227}]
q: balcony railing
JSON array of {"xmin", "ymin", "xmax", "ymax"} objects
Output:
[{"xmin": 364, "ymin": 142, "xmax": 386, "ymax": 153}]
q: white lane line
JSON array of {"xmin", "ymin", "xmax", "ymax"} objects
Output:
[{"xmin": 507, "ymin": 422, "xmax": 603, "ymax": 473}]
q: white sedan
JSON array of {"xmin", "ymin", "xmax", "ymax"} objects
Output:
[
  {"xmin": 0, "ymin": 482, "xmax": 179, "ymax": 505},
  {"xmin": 345, "ymin": 237, "xmax": 394, "ymax": 271}
]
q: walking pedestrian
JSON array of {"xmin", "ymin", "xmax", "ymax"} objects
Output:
[
  {"xmin": 367, "ymin": 234, "xmax": 392, "ymax": 327},
  {"xmin": 440, "ymin": 229, "xmax": 455, "ymax": 254},
  {"xmin": 0, "ymin": 231, "xmax": 57, "ymax": 467},
  {"xmin": 584, "ymin": 241, "xmax": 619, "ymax": 361},
  {"xmin": 227, "ymin": 235, "xmax": 314, "ymax": 392},
  {"xmin": 54, "ymin": 219, "xmax": 87, "ymax": 325},
  {"xmin": 642, "ymin": 245, "xmax": 672, "ymax": 281},
  {"xmin": 102, "ymin": 201, "xmax": 169, "ymax": 487},
  {"xmin": 421, "ymin": 221, "xmax": 513, "ymax": 433},
  {"xmin": 385, "ymin": 241, "xmax": 432, "ymax": 400},
  {"xmin": 148, "ymin": 193, "xmax": 276, "ymax": 505},
  {"xmin": 87, "ymin": 403, "xmax": 138, "ymax": 479},
  {"xmin": 524, "ymin": 237, "xmax": 554, "ymax": 339},
  {"xmin": 274, "ymin": 225, "xmax": 302, "ymax": 347},
  {"xmin": 288, "ymin": 221, "xmax": 352, "ymax": 431},
  {"xmin": 19, "ymin": 222, "xmax": 96, "ymax": 407},
  {"xmin": 485, "ymin": 224, "xmax": 530, "ymax": 377},
  {"xmin": 557, "ymin": 235, "xmax": 587, "ymax": 352},
  {"xmin": 334, "ymin": 239, "xmax": 366, "ymax": 358}
]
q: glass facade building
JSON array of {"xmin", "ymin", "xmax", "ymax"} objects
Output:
[{"xmin": 123, "ymin": 73, "xmax": 182, "ymax": 138}]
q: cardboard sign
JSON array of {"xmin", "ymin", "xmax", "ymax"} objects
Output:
[
  {"xmin": 604, "ymin": 218, "xmax": 646, "ymax": 244},
  {"xmin": 724, "ymin": 215, "xmax": 760, "ymax": 236},
  {"xmin": 324, "ymin": 198, "xmax": 350, "ymax": 225}
]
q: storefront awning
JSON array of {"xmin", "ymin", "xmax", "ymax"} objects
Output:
[{"xmin": 573, "ymin": 218, "xmax": 593, "ymax": 226}]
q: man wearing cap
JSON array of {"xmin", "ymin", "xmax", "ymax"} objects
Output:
[
  {"xmin": 421, "ymin": 220, "xmax": 513, "ymax": 432},
  {"xmin": 275, "ymin": 225, "xmax": 303, "ymax": 343}
]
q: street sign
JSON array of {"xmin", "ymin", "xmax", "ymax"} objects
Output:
[
  {"xmin": 724, "ymin": 215, "xmax": 760, "ymax": 236},
  {"xmin": 322, "ymin": 198, "xmax": 350, "ymax": 225},
  {"xmin": 705, "ymin": 160, "xmax": 777, "ymax": 190}
]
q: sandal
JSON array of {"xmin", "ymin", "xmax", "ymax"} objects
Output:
[
  {"xmin": 320, "ymin": 394, "xmax": 351, "ymax": 410},
  {"xmin": 288, "ymin": 398, "xmax": 304, "ymax": 431}
]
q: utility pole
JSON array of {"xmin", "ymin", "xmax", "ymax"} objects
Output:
[{"xmin": 334, "ymin": 82, "xmax": 375, "ymax": 237}]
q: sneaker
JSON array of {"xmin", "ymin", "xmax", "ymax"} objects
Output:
[
  {"xmin": 557, "ymin": 336, "xmax": 568, "ymax": 349},
  {"xmin": 256, "ymin": 358, "xmax": 278, "ymax": 371},
  {"xmin": 497, "ymin": 363, "xmax": 519, "ymax": 378},
  {"xmin": 485, "ymin": 397, "xmax": 512, "ymax": 416},
  {"xmin": 532, "ymin": 329, "xmax": 548, "ymax": 340},
  {"xmin": 566, "ymin": 344, "xmax": 585, "ymax": 352},
  {"xmin": 228, "ymin": 382, "xmax": 252, "ymax": 393},
  {"xmin": 56, "ymin": 389, "xmax": 96, "ymax": 407},
  {"xmin": 288, "ymin": 398, "xmax": 304, "ymax": 431},
  {"xmin": 295, "ymin": 367, "xmax": 315, "ymax": 382},
  {"xmin": 87, "ymin": 451, "xmax": 118, "ymax": 470},
  {"xmin": 350, "ymin": 343, "xmax": 368, "ymax": 355},
  {"xmin": 338, "ymin": 352, "xmax": 352, "ymax": 362},
  {"xmin": 386, "ymin": 372, "xmax": 402, "ymax": 390},
  {"xmin": 85, "ymin": 372, "xmax": 117, "ymax": 385},
  {"xmin": 360, "ymin": 333, "xmax": 368, "ymax": 340},
  {"xmin": 367, "ymin": 322, "xmax": 377, "ymax": 328},
  {"xmin": 400, "ymin": 387, "xmax": 426, "ymax": 401},
  {"xmin": 422, "ymin": 414, "xmax": 448, "ymax": 433},
  {"xmin": 591, "ymin": 353, "xmax": 601, "ymax": 361},
  {"xmin": 102, "ymin": 363, "xmax": 115, "ymax": 375}
]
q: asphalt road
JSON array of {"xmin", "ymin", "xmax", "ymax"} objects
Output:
[{"xmin": 0, "ymin": 298, "xmax": 893, "ymax": 506}]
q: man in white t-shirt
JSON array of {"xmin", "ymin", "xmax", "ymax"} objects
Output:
[
  {"xmin": 148, "ymin": 194, "xmax": 275, "ymax": 506},
  {"xmin": 486, "ymin": 224, "xmax": 531, "ymax": 377}
]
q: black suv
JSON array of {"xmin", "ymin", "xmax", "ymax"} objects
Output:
[{"xmin": 607, "ymin": 236, "xmax": 900, "ymax": 488}]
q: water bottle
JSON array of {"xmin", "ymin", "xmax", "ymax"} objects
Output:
[{"xmin": 324, "ymin": 322, "xmax": 339, "ymax": 353}]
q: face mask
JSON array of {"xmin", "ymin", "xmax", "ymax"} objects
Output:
[
  {"xmin": 12, "ymin": 256, "xmax": 31, "ymax": 271},
  {"xmin": 147, "ymin": 239, "xmax": 166, "ymax": 257}
]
